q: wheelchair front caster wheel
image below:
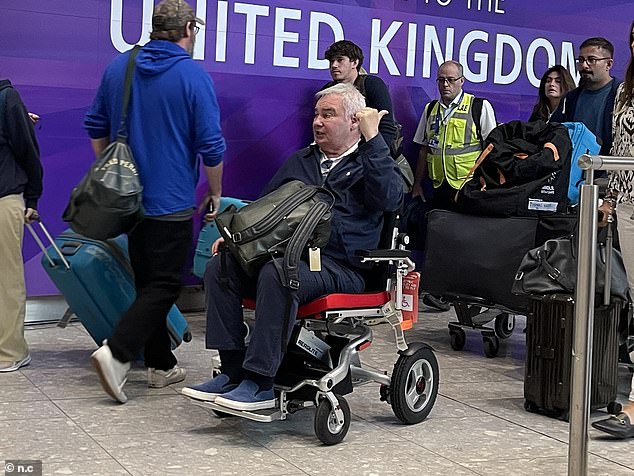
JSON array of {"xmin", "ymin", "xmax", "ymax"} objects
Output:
[
  {"xmin": 390, "ymin": 345, "xmax": 439, "ymax": 424},
  {"xmin": 449, "ymin": 329, "xmax": 466, "ymax": 351},
  {"xmin": 483, "ymin": 336, "xmax": 499, "ymax": 358},
  {"xmin": 494, "ymin": 313, "xmax": 515, "ymax": 339},
  {"xmin": 314, "ymin": 394, "xmax": 350, "ymax": 445}
]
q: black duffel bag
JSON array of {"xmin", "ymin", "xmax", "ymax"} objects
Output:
[
  {"xmin": 63, "ymin": 47, "xmax": 143, "ymax": 240},
  {"xmin": 512, "ymin": 234, "xmax": 630, "ymax": 301},
  {"xmin": 215, "ymin": 180, "xmax": 334, "ymax": 287}
]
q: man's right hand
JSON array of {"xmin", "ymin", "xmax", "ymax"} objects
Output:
[{"xmin": 411, "ymin": 183, "xmax": 426, "ymax": 201}]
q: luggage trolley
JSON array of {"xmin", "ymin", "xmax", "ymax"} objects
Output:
[{"xmin": 421, "ymin": 209, "xmax": 577, "ymax": 358}]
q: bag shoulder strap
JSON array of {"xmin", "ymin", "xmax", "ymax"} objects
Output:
[
  {"xmin": 279, "ymin": 200, "xmax": 332, "ymax": 290},
  {"xmin": 425, "ymin": 100, "xmax": 438, "ymax": 122},
  {"xmin": 116, "ymin": 46, "xmax": 142, "ymax": 142}
]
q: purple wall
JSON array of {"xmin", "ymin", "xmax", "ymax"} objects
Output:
[{"xmin": 2, "ymin": 0, "xmax": 631, "ymax": 296}]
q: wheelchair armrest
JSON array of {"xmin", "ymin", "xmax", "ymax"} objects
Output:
[{"xmin": 355, "ymin": 249, "xmax": 411, "ymax": 260}]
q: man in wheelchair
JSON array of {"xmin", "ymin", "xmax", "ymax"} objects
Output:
[{"xmin": 182, "ymin": 83, "xmax": 438, "ymax": 443}]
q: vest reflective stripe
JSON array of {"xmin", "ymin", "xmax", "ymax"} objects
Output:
[{"xmin": 426, "ymin": 93, "xmax": 481, "ymax": 189}]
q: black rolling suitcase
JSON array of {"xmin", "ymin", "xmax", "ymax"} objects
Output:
[{"xmin": 524, "ymin": 294, "xmax": 622, "ymax": 419}]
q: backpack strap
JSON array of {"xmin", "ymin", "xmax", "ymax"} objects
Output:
[
  {"xmin": 471, "ymin": 96, "xmax": 484, "ymax": 148},
  {"xmin": 425, "ymin": 100, "xmax": 438, "ymax": 122},
  {"xmin": 354, "ymin": 73, "xmax": 367, "ymax": 98}
]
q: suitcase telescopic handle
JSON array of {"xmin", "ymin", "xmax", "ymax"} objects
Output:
[{"xmin": 26, "ymin": 221, "xmax": 71, "ymax": 270}]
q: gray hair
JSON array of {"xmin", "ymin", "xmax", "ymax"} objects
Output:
[{"xmin": 315, "ymin": 83, "xmax": 366, "ymax": 118}]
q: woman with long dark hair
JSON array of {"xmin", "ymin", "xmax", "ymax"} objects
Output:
[
  {"xmin": 593, "ymin": 20, "xmax": 634, "ymax": 439},
  {"xmin": 529, "ymin": 65, "xmax": 576, "ymax": 122}
]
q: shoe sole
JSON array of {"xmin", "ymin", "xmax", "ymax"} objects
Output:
[
  {"xmin": 181, "ymin": 387, "xmax": 224, "ymax": 402},
  {"xmin": 0, "ymin": 355, "xmax": 31, "ymax": 373},
  {"xmin": 214, "ymin": 396, "xmax": 276, "ymax": 411},
  {"xmin": 90, "ymin": 355, "xmax": 127, "ymax": 404},
  {"xmin": 148, "ymin": 374, "xmax": 186, "ymax": 389},
  {"xmin": 592, "ymin": 422, "xmax": 634, "ymax": 439}
]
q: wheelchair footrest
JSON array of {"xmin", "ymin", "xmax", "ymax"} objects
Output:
[{"xmin": 188, "ymin": 399, "xmax": 283, "ymax": 422}]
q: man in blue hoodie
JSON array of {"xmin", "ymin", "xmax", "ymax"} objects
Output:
[{"xmin": 84, "ymin": 0, "xmax": 226, "ymax": 403}]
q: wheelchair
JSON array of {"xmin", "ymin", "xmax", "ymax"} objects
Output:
[{"xmin": 190, "ymin": 215, "xmax": 440, "ymax": 445}]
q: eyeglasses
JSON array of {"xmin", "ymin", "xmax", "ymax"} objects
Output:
[
  {"xmin": 190, "ymin": 23, "xmax": 200, "ymax": 35},
  {"xmin": 575, "ymin": 56, "xmax": 611, "ymax": 65},
  {"xmin": 436, "ymin": 76, "xmax": 463, "ymax": 85}
]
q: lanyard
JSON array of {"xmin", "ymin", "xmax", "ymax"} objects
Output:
[{"xmin": 433, "ymin": 91, "xmax": 464, "ymax": 134}]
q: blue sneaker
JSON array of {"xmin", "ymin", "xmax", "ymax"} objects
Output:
[
  {"xmin": 181, "ymin": 374, "xmax": 237, "ymax": 402},
  {"xmin": 214, "ymin": 379, "xmax": 276, "ymax": 411}
]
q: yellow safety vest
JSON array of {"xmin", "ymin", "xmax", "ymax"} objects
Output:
[{"xmin": 425, "ymin": 93, "xmax": 482, "ymax": 189}]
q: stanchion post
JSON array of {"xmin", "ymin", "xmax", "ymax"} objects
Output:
[{"xmin": 567, "ymin": 172, "xmax": 597, "ymax": 476}]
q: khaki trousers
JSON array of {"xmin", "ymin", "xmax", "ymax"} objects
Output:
[
  {"xmin": 0, "ymin": 194, "xmax": 28, "ymax": 362},
  {"xmin": 616, "ymin": 203, "xmax": 634, "ymax": 401}
]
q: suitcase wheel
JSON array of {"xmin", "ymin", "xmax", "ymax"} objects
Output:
[
  {"xmin": 482, "ymin": 335, "xmax": 499, "ymax": 358},
  {"xmin": 524, "ymin": 400, "xmax": 538, "ymax": 413},
  {"xmin": 607, "ymin": 401, "xmax": 622, "ymax": 415},
  {"xmin": 183, "ymin": 331, "xmax": 193, "ymax": 343}
]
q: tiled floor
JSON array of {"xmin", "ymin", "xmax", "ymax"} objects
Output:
[{"xmin": 2, "ymin": 306, "xmax": 633, "ymax": 475}]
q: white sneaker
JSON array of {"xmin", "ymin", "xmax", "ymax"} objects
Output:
[
  {"xmin": 90, "ymin": 341, "xmax": 130, "ymax": 403},
  {"xmin": 0, "ymin": 354, "xmax": 31, "ymax": 373},
  {"xmin": 148, "ymin": 365, "xmax": 186, "ymax": 388}
]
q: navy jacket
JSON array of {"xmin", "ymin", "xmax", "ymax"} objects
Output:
[
  {"xmin": 263, "ymin": 135, "xmax": 403, "ymax": 270},
  {"xmin": 550, "ymin": 78, "xmax": 621, "ymax": 156},
  {"xmin": 0, "ymin": 80, "xmax": 42, "ymax": 209}
]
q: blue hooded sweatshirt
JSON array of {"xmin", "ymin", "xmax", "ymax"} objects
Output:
[{"xmin": 84, "ymin": 40, "xmax": 226, "ymax": 216}]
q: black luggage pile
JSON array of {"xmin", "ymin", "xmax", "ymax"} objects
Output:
[{"xmin": 421, "ymin": 120, "xmax": 579, "ymax": 357}]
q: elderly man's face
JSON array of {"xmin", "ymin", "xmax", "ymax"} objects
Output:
[{"xmin": 313, "ymin": 94, "xmax": 358, "ymax": 156}]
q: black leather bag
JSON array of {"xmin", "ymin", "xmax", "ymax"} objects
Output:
[
  {"xmin": 215, "ymin": 180, "xmax": 334, "ymax": 285},
  {"xmin": 512, "ymin": 234, "xmax": 630, "ymax": 301},
  {"xmin": 63, "ymin": 47, "xmax": 143, "ymax": 240}
]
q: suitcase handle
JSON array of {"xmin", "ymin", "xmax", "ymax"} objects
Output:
[
  {"xmin": 26, "ymin": 221, "xmax": 71, "ymax": 270},
  {"xmin": 60, "ymin": 241, "xmax": 83, "ymax": 256}
]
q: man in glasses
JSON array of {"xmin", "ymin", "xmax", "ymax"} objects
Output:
[
  {"xmin": 412, "ymin": 60, "xmax": 496, "ymax": 208},
  {"xmin": 85, "ymin": 0, "xmax": 226, "ymax": 403},
  {"xmin": 551, "ymin": 37, "xmax": 621, "ymax": 155},
  {"xmin": 411, "ymin": 60, "xmax": 496, "ymax": 310}
]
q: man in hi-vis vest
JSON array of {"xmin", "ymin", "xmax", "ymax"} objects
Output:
[{"xmin": 412, "ymin": 61, "xmax": 497, "ymax": 209}]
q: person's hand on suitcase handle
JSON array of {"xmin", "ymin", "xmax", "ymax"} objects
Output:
[
  {"xmin": 24, "ymin": 208, "xmax": 39, "ymax": 225},
  {"xmin": 198, "ymin": 193, "xmax": 221, "ymax": 223}
]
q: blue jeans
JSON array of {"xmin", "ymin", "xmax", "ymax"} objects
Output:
[{"xmin": 204, "ymin": 252, "xmax": 364, "ymax": 377}]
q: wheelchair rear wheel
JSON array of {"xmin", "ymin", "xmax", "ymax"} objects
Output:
[
  {"xmin": 390, "ymin": 346, "xmax": 439, "ymax": 424},
  {"xmin": 314, "ymin": 394, "xmax": 351, "ymax": 445}
]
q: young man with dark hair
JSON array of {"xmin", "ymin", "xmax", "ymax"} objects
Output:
[{"xmin": 322, "ymin": 40, "xmax": 397, "ymax": 150}]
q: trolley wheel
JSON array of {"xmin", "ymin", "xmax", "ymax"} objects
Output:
[
  {"xmin": 607, "ymin": 401, "xmax": 622, "ymax": 415},
  {"xmin": 524, "ymin": 400, "xmax": 538, "ymax": 413},
  {"xmin": 449, "ymin": 328, "xmax": 466, "ymax": 351},
  {"xmin": 483, "ymin": 336, "xmax": 500, "ymax": 358},
  {"xmin": 183, "ymin": 331, "xmax": 193, "ymax": 343},
  {"xmin": 494, "ymin": 313, "xmax": 515, "ymax": 339},
  {"xmin": 314, "ymin": 394, "xmax": 351, "ymax": 445},
  {"xmin": 390, "ymin": 345, "xmax": 439, "ymax": 424}
]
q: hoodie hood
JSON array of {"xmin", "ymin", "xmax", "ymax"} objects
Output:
[{"xmin": 135, "ymin": 40, "xmax": 191, "ymax": 76}]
